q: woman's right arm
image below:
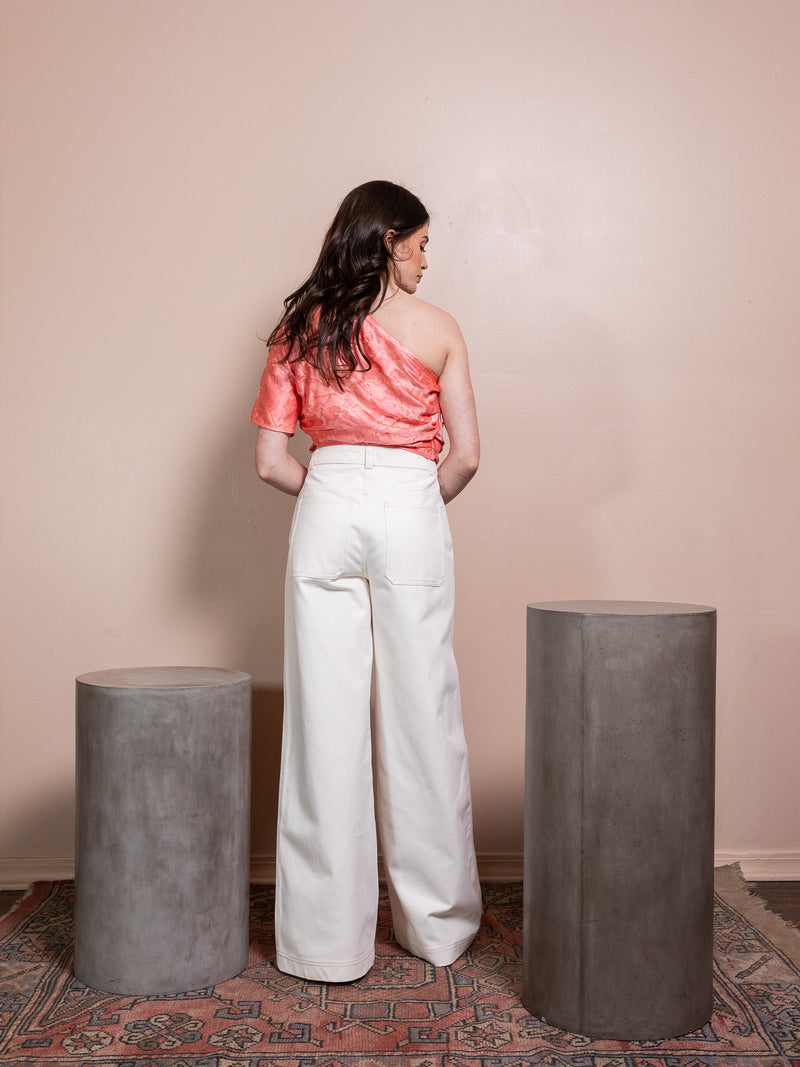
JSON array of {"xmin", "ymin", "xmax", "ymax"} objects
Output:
[{"xmin": 255, "ymin": 427, "xmax": 307, "ymax": 496}]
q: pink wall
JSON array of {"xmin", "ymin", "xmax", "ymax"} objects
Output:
[{"xmin": 2, "ymin": 0, "xmax": 799, "ymax": 883}]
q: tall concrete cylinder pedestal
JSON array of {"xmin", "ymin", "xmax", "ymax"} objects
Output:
[
  {"xmin": 74, "ymin": 667, "xmax": 252, "ymax": 995},
  {"xmin": 524, "ymin": 602, "xmax": 716, "ymax": 1040}
]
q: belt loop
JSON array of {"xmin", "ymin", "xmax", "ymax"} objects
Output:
[{"xmin": 364, "ymin": 446, "xmax": 374, "ymax": 469}]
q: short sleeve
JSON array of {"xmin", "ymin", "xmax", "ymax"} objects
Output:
[{"xmin": 249, "ymin": 346, "xmax": 301, "ymax": 434}]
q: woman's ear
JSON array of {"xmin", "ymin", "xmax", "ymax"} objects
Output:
[{"xmin": 383, "ymin": 228, "xmax": 397, "ymax": 255}]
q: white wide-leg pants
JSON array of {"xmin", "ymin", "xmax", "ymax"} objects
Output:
[{"xmin": 274, "ymin": 445, "xmax": 481, "ymax": 982}]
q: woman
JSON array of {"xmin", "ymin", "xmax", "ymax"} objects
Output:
[{"xmin": 251, "ymin": 180, "xmax": 481, "ymax": 983}]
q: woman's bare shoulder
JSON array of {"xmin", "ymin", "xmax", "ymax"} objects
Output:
[
  {"xmin": 406, "ymin": 294, "xmax": 461, "ymax": 333},
  {"xmin": 398, "ymin": 296, "xmax": 465, "ymax": 359}
]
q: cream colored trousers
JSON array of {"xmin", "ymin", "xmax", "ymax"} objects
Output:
[{"xmin": 274, "ymin": 445, "xmax": 481, "ymax": 982}]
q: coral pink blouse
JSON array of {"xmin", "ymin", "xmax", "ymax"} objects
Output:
[{"xmin": 250, "ymin": 316, "xmax": 444, "ymax": 461}]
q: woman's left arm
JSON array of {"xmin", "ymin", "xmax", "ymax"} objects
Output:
[{"xmin": 436, "ymin": 320, "xmax": 480, "ymax": 504}]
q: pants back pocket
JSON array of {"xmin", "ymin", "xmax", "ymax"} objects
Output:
[
  {"xmin": 289, "ymin": 494, "xmax": 352, "ymax": 579},
  {"xmin": 384, "ymin": 502, "xmax": 445, "ymax": 586}
]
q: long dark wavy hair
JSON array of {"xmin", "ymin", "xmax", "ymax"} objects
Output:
[{"xmin": 266, "ymin": 180, "xmax": 429, "ymax": 387}]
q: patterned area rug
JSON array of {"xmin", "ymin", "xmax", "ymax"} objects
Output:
[{"xmin": 1, "ymin": 871, "xmax": 799, "ymax": 1066}]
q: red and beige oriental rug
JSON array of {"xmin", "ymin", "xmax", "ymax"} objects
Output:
[{"xmin": 1, "ymin": 868, "xmax": 799, "ymax": 1066}]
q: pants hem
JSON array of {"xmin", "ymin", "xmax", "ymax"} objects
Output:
[
  {"xmin": 399, "ymin": 926, "xmax": 480, "ymax": 968},
  {"xmin": 275, "ymin": 946, "xmax": 375, "ymax": 983}
]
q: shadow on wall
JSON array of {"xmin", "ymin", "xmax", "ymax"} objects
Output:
[{"xmin": 250, "ymin": 685, "xmax": 283, "ymax": 867}]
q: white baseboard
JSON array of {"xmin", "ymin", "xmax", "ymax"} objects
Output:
[
  {"xmin": 3, "ymin": 850, "xmax": 799, "ymax": 890},
  {"xmin": 249, "ymin": 854, "xmax": 276, "ymax": 884},
  {"xmin": 0, "ymin": 857, "xmax": 75, "ymax": 889},
  {"xmin": 713, "ymin": 852, "xmax": 800, "ymax": 880},
  {"xmin": 476, "ymin": 851, "xmax": 524, "ymax": 882}
]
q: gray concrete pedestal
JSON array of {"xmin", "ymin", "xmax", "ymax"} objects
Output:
[
  {"xmin": 523, "ymin": 602, "xmax": 716, "ymax": 1040},
  {"xmin": 74, "ymin": 667, "xmax": 252, "ymax": 994}
]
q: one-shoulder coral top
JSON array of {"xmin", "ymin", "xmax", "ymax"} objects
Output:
[{"xmin": 250, "ymin": 315, "xmax": 444, "ymax": 461}]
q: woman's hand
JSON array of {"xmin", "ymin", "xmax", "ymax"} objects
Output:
[{"xmin": 255, "ymin": 427, "xmax": 307, "ymax": 496}]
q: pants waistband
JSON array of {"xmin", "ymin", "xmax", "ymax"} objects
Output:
[{"xmin": 309, "ymin": 446, "xmax": 434, "ymax": 470}]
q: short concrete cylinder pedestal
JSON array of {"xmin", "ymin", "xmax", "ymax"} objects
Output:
[
  {"xmin": 523, "ymin": 601, "xmax": 716, "ymax": 1040},
  {"xmin": 74, "ymin": 667, "xmax": 252, "ymax": 995}
]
